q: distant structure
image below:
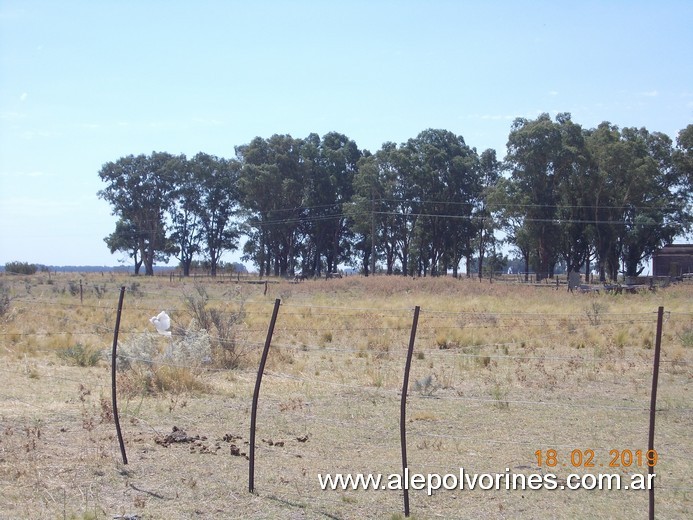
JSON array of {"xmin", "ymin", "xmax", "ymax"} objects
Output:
[{"xmin": 652, "ymin": 244, "xmax": 693, "ymax": 278}]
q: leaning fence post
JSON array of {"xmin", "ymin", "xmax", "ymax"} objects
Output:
[
  {"xmin": 249, "ymin": 298, "xmax": 281, "ymax": 493},
  {"xmin": 400, "ymin": 306, "xmax": 421, "ymax": 517},
  {"xmin": 111, "ymin": 286, "xmax": 127, "ymax": 465},
  {"xmin": 648, "ymin": 306, "xmax": 664, "ymax": 520}
]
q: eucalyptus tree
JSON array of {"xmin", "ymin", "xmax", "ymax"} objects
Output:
[
  {"xmin": 301, "ymin": 132, "xmax": 361, "ymax": 276},
  {"xmin": 190, "ymin": 153, "xmax": 240, "ymax": 277},
  {"xmin": 586, "ymin": 124, "xmax": 689, "ymax": 279},
  {"xmin": 353, "ymin": 140, "xmax": 425, "ymax": 275},
  {"xmin": 486, "ymin": 176, "xmax": 536, "ymax": 281},
  {"xmin": 474, "ymin": 149, "xmax": 502, "ymax": 278},
  {"xmin": 378, "ymin": 141, "xmax": 422, "ymax": 275},
  {"xmin": 349, "ymin": 142, "xmax": 420, "ymax": 275},
  {"xmin": 552, "ymin": 114, "xmax": 595, "ymax": 276},
  {"xmin": 673, "ymin": 124, "xmax": 693, "ymax": 240},
  {"xmin": 237, "ymin": 135, "xmax": 306, "ymax": 277},
  {"xmin": 400, "ymin": 129, "xmax": 479, "ymax": 276},
  {"xmin": 167, "ymin": 155, "xmax": 203, "ymax": 276},
  {"xmin": 504, "ymin": 114, "xmax": 563, "ymax": 280},
  {"xmin": 616, "ymin": 127, "xmax": 688, "ymax": 277},
  {"xmin": 103, "ymin": 218, "xmax": 147, "ymax": 274},
  {"xmin": 346, "ymin": 154, "xmax": 380, "ymax": 275},
  {"xmin": 673, "ymin": 124, "xmax": 693, "ymax": 192},
  {"xmin": 584, "ymin": 123, "xmax": 623, "ymax": 280},
  {"xmin": 98, "ymin": 152, "xmax": 178, "ymax": 275}
]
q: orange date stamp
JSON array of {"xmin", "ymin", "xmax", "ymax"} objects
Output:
[{"xmin": 534, "ymin": 449, "xmax": 658, "ymax": 468}]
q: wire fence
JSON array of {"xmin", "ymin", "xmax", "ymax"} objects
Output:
[{"xmin": 0, "ymin": 282, "xmax": 691, "ymax": 518}]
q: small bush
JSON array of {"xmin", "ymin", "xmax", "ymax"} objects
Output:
[
  {"xmin": 148, "ymin": 365, "xmax": 209, "ymax": 394},
  {"xmin": 366, "ymin": 334, "xmax": 390, "ymax": 359},
  {"xmin": 678, "ymin": 326, "xmax": 693, "ymax": 348},
  {"xmin": 93, "ymin": 284, "xmax": 107, "ymax": 298},
  {"xmin": 413, "ymin": 374, "xmax": 438, "ymax": 396},
  {"xmin": 585, "ymin": 301, "xmax": 607, "ymax": 326},
  {"xmin": 0, "ymin": 283, "xmax": 10, "ymax": 317},
  {"xmin": 183, "ymin": 285, "xmax": 247, "ymax": 368},
  {"xmin": 613, "ymin": 329, "xmax": 628, "ymax": 348},
  {"xmin": 129, "ymin": 281, "xmax": 143, "ymax": 297},
  {"xmin": 491, "ymin": 383, "xmax": 510, "ymax": 409},
  {"xmin": 68, "ymin": 281, "xmax": 80, "ymax": 296},
  {"xmin": 117, "ymin": 320, "xmax": 213, "ymax": 396},
  {"xmin": 5, "ymin": 261, "xmax": 37, "ymax": 275},
  {"xmin": 58, "ymin": 344, "xmax": 102, "ymax": 367},
  {"xmin": 478, "ymin": 355, "xmax": 492, "ymax": 368}
]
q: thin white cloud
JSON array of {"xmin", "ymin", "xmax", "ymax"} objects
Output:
[
  {"xmin": 0, "ymin": 196, "xmax": 82, "ymax": 219},
  {"xmin": 477, "ymin": 114, "xmax": 514, "ymax": 121},
  {"xmin": 192, "ymin": 117, "xmax": 225, "ymax": 126},
  {"xmin": 548, "ymin": 90, "xmax": 558, "ymax": 96},
  {"xmin": 0, "ymin": 111, "xmax": 27, "ymax": 122},
  {"xmin": 20, "ymin": 92, "xmax": 28, "ymax": 102},
  {"xmin": 20, "ymin": 129, "xmax": 61, "ymax": 139},
  {"xmin": 0, "ymin": 170, "xmax": 50, "ymax": 178},
  {"xmin": 640, "ymin": 90, "xmax": 658, "ymax": 97}
]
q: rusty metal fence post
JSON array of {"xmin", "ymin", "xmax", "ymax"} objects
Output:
[
  {"xmin": 648, "ymin": 306, "xmax": 664, "ymax": 520},
  {"xmin": 400, "ymin": 306, "xmax": 420, "ymax": 517},
  {"xmin": 111, "ymin": 286, "xmax": 127, "ymax": 464},
  {"xmin": 249, "ymin": 298, "xmax": 281, "ymax": 493}
]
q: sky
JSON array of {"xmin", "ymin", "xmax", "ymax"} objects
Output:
[{"xmin": 1, "ymin": 0, "xmax": 692, "ymax": 268}]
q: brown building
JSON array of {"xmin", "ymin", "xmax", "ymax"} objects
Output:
[{"xmin": 652, "ymin": 244, "xmax": 693, "ymax": 277}]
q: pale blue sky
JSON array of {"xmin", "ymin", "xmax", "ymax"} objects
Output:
[{"xmin": 1, "ymin": 0, "xmax": 691, "ymax": 267}]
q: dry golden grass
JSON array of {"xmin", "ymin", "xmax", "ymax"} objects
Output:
[{"xmin": 0, "ymin": 273, "xmax": 691, "ymax": 519}]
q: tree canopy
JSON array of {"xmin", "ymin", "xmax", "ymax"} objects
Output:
[{"xmin": 98, "ymin": 119, "xmax": 692, "ymax": 278}]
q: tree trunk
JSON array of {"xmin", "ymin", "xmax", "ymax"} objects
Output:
[
  {"xmin": 524, "ymin": 254, "xmax": 529, "ymax": 282},
  {"xmin": 362, "ymin": 246, "xmax": 370, "ymax": 276},
  {"xmin": 210, "ymin": 253, "xmax": 217, "ymax": 277}
]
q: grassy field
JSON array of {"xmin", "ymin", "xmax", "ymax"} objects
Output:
[{"xmin": 0, "ymin": 273, "xmax": 691, "ymax": 519}]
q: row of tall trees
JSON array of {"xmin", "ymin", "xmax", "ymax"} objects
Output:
[
  {"xmin": 97, "ymin": 117, "xmax": 693, "ymax": 279},
  {"xmin": 236, "ymin": 132, "xmax": 361, "ymax": 277},
  {"xmin": 348, "ymin": 130, "xmax": 499, "ymax": 277},
  {"xmin": 498, "ymin": 114, "xmax": 691, "ymax": 280},
  {"xmin": 99, "ymin": 152, "xmax": 239, "ymax": 276}
]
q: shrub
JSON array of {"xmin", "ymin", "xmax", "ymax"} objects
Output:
[
  {"xmin": 585, "ymin": 301, "xmax": 608, "ymax": 326},
  {"xmin": 68, "ymin": 280, "xmax": 80, "ymax": 296},
  {"xmin": 93, "ymin": 284, "xmax": 107, "ymax": 298},
  {"xmin": 413, "ymin": 374, "xmax": 438, "ymax": 396},
  {"xmin": 183, "ymin": 285, "xmax": 247, "ymax": 368},
  {"xmin": 117, "ymin": 320, "xmax": 213, "ymax": 396},
  {"xmin": 679, "ymin": 326, "xmax": 693, "ymax": 348},
  {"xmin": 5, "ymin": 261, "xmax": 37, "ymax": 275},
  {"xmin": 128, "ymin": 281, "xmax": 143, "ymax": 297},
  {"xmin": 58, "ymin": 344, "xmax": 103, "ymax": 367},
  {"xmin": 0, "ymin": 283, "xmax": 10, "ymax": 317},
  {"xmin": 491, "ymin": 383, "xmax": 510, "ymax": 409}
]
